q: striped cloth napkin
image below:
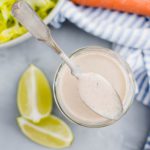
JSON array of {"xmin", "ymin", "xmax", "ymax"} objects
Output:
[{"xmin": 52, "ymin": 1, "xmax": 150, "ymax": 149}]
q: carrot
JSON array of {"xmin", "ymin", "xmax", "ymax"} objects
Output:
[{"xmin": 72, "ymin": 0, "xmax": 150, "ymax": 16}]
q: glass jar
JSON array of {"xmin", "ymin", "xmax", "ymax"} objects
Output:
[{"xmin": 53, "ymin": 46, "xmax": 136, "ymax": 128}]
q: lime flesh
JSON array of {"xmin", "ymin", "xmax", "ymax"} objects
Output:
[
  {"xmin": 17, "ymin": 65, "xmax": 52, "ymax": 122},
  {"xmin": 17, "ymin": 116, "xmax": 74, "ymax": 148}
]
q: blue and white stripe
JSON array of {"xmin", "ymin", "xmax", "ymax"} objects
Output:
[
  {"xmin": 59, "ymin": 1, "xmax": 150, "ymax": 49},
  {"xmin": 52, "ymin": 1, "xmax": 150, "ymax": 149},
  {"xmin": 144, "ymin": 135, "xmax": 150, "ymax": 150}
]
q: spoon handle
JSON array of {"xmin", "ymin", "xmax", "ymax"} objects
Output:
[
  {"xmin": 12, "ymin": 1, "xmax": 61, "ymax": 54},
  {"xmin": 12, "ymin": 1, "xmax": 81, "ymax": 77}
]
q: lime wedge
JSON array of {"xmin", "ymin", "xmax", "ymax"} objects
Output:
[
  {"xmin": 17, "ymin": 116, "xmax": 74, "ymax": 148},
  {"xmin": 17, "ymin": 65, "xmax": 52, "ymax": 122}
]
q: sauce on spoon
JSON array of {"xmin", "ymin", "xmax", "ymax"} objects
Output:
[{"xmin": 78, "ymin": 72, "xmax": 123, "ymax": 120}]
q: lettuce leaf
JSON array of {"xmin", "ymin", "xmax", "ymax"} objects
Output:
[{"xmin": 0, "ymin": 0, "xmax": 57, "ymax": 44}]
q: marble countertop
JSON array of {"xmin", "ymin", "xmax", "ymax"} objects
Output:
[{"xmin": 1, "ymin": 22, "xmax": 150, "ymax": 150}]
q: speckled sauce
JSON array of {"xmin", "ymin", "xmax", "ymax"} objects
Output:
[
  {"xmin": 55, "ymin": 48, "xmax": 132, "ymax": 125},
  {"xmin": 78, "ymin": 72, "xmax": 123, "ymax": 120}
]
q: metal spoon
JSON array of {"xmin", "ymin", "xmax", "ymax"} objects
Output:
[{"xmin": 12, "ymin": 1, "xmax": 123, "ymax": 120}]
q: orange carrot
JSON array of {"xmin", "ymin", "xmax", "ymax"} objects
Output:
[{"xmin": 72, "ymin": 0, "xmax": 150, "ymax": 16}]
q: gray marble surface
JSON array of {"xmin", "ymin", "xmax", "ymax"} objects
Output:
[{"xmin": 1, "ymin": 22, "xmax": 150, "ymax": 150}]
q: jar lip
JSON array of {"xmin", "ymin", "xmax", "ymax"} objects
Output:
[{"xmin": 53, "ymin": 46, "xmax": 136, "ymax": 128}]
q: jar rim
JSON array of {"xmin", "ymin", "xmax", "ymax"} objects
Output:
[{"xmin": 53, "ymin": 46, "xmax": 136, "ymax": 128}]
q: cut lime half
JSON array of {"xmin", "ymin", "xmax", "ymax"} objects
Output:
[
  {"xmin": 17, "ymin": 116, "xmax": 74, "ymax": 148},
  {"xmin": 17, "ymin": 65, "xmax": 52, "ymax": 122}
]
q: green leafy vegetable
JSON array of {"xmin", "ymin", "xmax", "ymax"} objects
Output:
[{"xmin": 0, "ymin": 0, "xmax": 57, "ymax": 44}]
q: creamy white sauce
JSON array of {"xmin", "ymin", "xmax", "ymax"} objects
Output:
[
  {"xmin": 78, "ymin": 72, "xmax": 123, "ymax": 120},
  {"xmin": 56, "ymin": 50, "xmax": 130, "ymax": 124}
]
